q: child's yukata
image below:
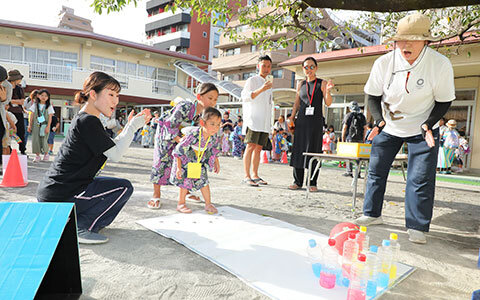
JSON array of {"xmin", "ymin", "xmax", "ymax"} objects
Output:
[
  {"xmin": 221, "ymin": 131, "xmax": 230, "ymax": 153},
  {"xmin": 151, "ymin": 99, "xmax": 197, "ymax": 185},
  {"xmin": 170, "ymin": 126, "xmax": 220, "ymax": 191},
  {"xmin": 232, "ymin": 125, "xmax": 244, "ymax": 157}
]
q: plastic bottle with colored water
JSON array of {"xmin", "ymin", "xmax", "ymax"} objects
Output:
[
  {"xmin": 356, "ymin": 226, "xmax": 369, "ymax": 253},
  {"xmin": 320, "ymin": 239, "xmax": 339, "ymax": 289},
  {"xmin": 342, "ymin": 232, "xmax": 360, "ymax": 280},
  {"xmin": 389, "ymin": 233, "xmax": 401, "ymax": 284},
  {"xmin": 306, "ymin": 239, "xmax": 323, "ymax": 278},
  {"xmin": 377, "ymin": 240, "xmax": 393, "ymax": 289},
  {"xmin": 346, "ymin": 253, "xmax": 368, "ymax": 300},
  {"xmin": 365, "ymin": 245, "xmax": 380, "ymax": 298}
]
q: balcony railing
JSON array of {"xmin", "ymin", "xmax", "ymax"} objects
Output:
[
  {"xmin": 29, "ymin": 62, "xmax": 73, "ymax": 82},
  {"xmin": 152, "ymin": 79, "xmax": 173, "ymax": 95}
]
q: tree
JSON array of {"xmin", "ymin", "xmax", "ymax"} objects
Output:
[{"xmin": 91, "ymin": 0, "xmax": 480, "ymax": 50}]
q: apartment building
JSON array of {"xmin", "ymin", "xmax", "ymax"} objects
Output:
[
  {"xmin": 0, "ymin": 19, "xmax": 209, "ymax": 133},
  {"xmin": 145, "ymin": 0, "xmax": 211, "ymax": 61},
  {"xmin": 58, "ymin": 6, "xmax": 93, "ymax": 32}
]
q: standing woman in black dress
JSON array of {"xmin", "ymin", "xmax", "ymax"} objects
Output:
[{"xmin": 288, "ymin": 57, "xmax": 334, "ymax": 192}]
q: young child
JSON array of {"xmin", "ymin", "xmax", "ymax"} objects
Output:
[
  {"xmin": 170, "ymin": 107, "xmax": 222, "ymax": 214},
  {"xmin": 455, "ymin": 136, "xmax": 470, "ymax": 172},
  {"xmin": 322, "ymin": 129, "xmax": 331, "ymax": 154},
  {"xmin": 3, "ymin": 104, "xmax": 18, "ymax": 154},
  {"xmin": 149, "ymin": 83, "xmax": 219, "ymax": 209},
  {"xmin": 28, "ymin": 89, "xmax": 54, "ymax": 162},
  {"xmin": 232, "ymin": 118, "xmax": 245, "ymax": 159},
  {"xmin": 221, "ymin": 128, "xmax": 231, "ymax": 156}
]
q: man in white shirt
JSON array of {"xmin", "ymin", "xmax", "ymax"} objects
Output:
[{"xmin": 241, "ymin": 55, "xmax": 273, "ymax": 187}]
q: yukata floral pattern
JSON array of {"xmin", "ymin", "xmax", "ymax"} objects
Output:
[
  {"xmin": 150, "ymin": 99, "xmax": 196, "ymax": 185},
  {"xmin": 232, "ymin": 125, "xmax": 245, "ymax": 158},
  {"xmin": 170, "ymin": 126, "xmax": 220, "ymax": 191}
]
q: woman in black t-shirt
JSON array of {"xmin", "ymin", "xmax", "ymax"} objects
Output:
[{"xmin": 37, "ymin": 72, "xmax": 151, "ymax": 244}]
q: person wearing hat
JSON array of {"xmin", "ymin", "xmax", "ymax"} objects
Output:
[
  {"xmin": 438, "ymin": 119, "xmax": 460, "ymax": 174},
  {"xmin": 356, "ymin": 13, "xmax": 456, "ymax": 244},
  {"xmin": 7, "ymin": 69, "xmax": 27, "ymax": 155},
  {"xmin": 341, "ymin": 101, "xmax": 367, "ymax": 177}
]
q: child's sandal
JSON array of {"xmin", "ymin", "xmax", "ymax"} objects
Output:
[
  {"xmin": 147, "ymin": 198, "xmax": 161, "ymax": 210},
  {"xmin": 176, "ymin": 204, "xmax": 192, "ymax": 214},
  {"xmin": 205, "ymin": 204, "xmax": 217, "ymax": 215}
]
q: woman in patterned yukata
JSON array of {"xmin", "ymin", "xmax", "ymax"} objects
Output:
[
  {"xmin": 171, "ymin": 107, "xmax": 222, "ymax": 214},
  {"xmin": 147, "ymin": 83, "xmax": 219, "ymax": 209}
]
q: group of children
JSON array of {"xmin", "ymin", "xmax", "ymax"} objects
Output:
[{"xmin": 219, "ymin": 116, "xmax": 245, "ymax": 159}]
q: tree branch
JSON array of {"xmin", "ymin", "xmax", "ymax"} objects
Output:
[{"xmin": 303, "ymin": 0, "xmax": 480, "ymax": 12}]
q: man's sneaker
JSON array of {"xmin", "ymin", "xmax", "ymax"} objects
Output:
[
  {"xmin": 342, "ymin": 172, "xmax": 353, "ymax": 177},
  {"xmin": 407, "ymin": 229, "xmax": 427, "ymax": 244},
  {"xmin": 48, "ymin": 150, "xmax": 53, "ymax": 155},
  {"xmin": 354, "ymin": 215, "xmax": 384, "ymax": 226},
  {"xmin": 77, "ymin": 228, "xmax": 109, "ymax": 245}
]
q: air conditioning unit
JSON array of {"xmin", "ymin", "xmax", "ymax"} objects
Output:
[{"xmin": 169, "ymin": 45, "xmax": 177, "ymax": 51}]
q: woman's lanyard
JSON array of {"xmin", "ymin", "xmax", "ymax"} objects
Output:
[
  {"xmin": 306, "ymin": 78, "xmax": 317, "ymax": 106},
  {"xmin": 196, "ymin": 128, "xmax": 211, "ymax": 163},
  {"xmin": 305, "ymin": 79, "xmax": 317, "ymax": 116}
]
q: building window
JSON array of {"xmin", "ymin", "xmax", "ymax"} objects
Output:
[
  {"xmin": 272, "ymin": 69, "xmax": 283, "ymax": 79},
  {"xmin": 50, "ymin": 50, "xmax": 78, "ymax": 68},
  {"xmin": 90, "ymin": 55, "xmax": 115, "ymax": 73},
  {"xmin": 251, "ymin": 44, "xmax": 256, "ymax": 52},
  {"xmin": 224, "ymin": 75, "xmax": 232, "ymax": 81},
  {"xmin": 293, "ymin": 43, "xmax": 297, "ymax": 51},
  {"xmin": 214, "ymin": 33, "xmax": 220, "ymax": 45},
  {"xmin": 202, "ymin": 55, "xmax": 206, "ymax": 59},
  {"xmin": 299, "ymin": 41, "xmax": 303, "ymax": 52},
  {"xmin": 225, "ymin": 47, "xmax": 240, "ymax": 56},
  {"xmin": 178, "ymin": 24, "xmax": 188, "ymax": 32},
  {"xmin": 203, "ymin": 31, "xmax": 207, "ymax": 38},
  {"xmin": 242, "ymin": 72, "xmax": 256, "ymax": 80},
  {"xmin": 291, "ymin": 71, "xmax": 295, "ymax": 88}
]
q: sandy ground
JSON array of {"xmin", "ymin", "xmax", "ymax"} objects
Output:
[{"xmin": 1, "ymin": 142, "xmax": 480, "ymax": 300}]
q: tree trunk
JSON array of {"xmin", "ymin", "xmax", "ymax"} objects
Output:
[{"xmin": 304, "ymin": 0, "xmax": 480, "ymax": 12}]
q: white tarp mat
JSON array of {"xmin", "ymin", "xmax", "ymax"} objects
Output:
[{"xmin": 137, "ymin": 206, "xmax": 415, "ymax": 300}]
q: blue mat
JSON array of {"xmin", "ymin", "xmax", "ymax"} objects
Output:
[{"xmin": 0, "ymin": 202, "xmax": 81, "ymax": 299}]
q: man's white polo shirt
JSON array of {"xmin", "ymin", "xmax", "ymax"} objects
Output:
[
  {"xmin": 364, "ymin": 47, "xmax": 455, "ymax": 137},
  {"xmin": 241, "ymin": 75, "xmax": 273, "ymax": 134}
]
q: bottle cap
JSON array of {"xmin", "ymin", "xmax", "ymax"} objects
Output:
[
  {"xmin": 348, "ymin": 232, "xmax": 357, "ymax": 239},
  {"xmin": 358, "ymin": 253, "xmax": 366, "ymax": 262},
  {"xmin": 390, "ymin": 233, "xmax": 398, "ymax": 240},
  {"xmin": 370, "ymin": 245, "xmax": 378, "ymax": 253},
  {"xmin": 360, "ymin": 226, "xmax": 367, "ymax": 233},
  {"xmin": 309, "ymin": 239, "xmax": 317, "ymax": 248},
  {"xmin": 382, "ymin": 240, "xmax": 391, "ymax": 247},
  {"xmin": 328, "ymin": 238, "xmax": 336, "ymax": 246}
]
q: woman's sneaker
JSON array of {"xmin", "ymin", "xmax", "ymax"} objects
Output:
[
  {"xmin": 77, "ymin": 228, "xmax": 109, "ymax": 244},
  {"xmin": 33, "ymin": 155, "xmax": 41, "ymax": 163},
  {"xmin": 42, "ymin": 154, "xmax": 50, "ymax": 161}
]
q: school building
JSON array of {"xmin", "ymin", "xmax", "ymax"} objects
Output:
[
  {"xmin": 279, "ymin": 36, "xmax": 480, "ymax": 172},
  {"xmin": 0, "ymin": 19, "xmax": 210, "ymax": 134}
]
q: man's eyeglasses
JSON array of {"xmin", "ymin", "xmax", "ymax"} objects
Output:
[{"xmin": 303, "ymin": 65, "xmax": 316, "ymax": 70}]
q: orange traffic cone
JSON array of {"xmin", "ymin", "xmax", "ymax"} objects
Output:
[
  {"xmin": 281, "ymin": 151, "xmax": 288, "ymax": 164},
  {"xmin": 261, "ymin": 151, "xmax": 269, "ymax": 164},
  {"xmin": 0, "ymin": 149, "xmax": 27, "ymax": 187}
]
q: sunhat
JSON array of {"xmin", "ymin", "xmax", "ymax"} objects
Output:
[
  {"xmin": 387, "ymin": 13, "xmax": 437, "ymax": 42},
  {"xmin": 447, "ymin": 119, "xmax": 457, "ymax": 128},
  {"xmin": 349, "ymin": 101, "xmax": 361, "ymax": 113},
  {"xmin": 0, "ymin": 66, "xmax": 7, "ymax": 82},
  {"xmin": 7, "ymin": 69, "xmax": 23, "ymax": 81}
]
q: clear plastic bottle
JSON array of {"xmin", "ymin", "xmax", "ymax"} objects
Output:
[
  {"xmin": 306, "ymin": 239, "xmax": 323, "ymax": 278},
  {"xmin": 342, "ymin": 232, "xmax": 360, "ymax": 280},
  {"xmin": 356, "ymin": 226, "xmax": 370, "ymax": 254},
  {"xmin": 347, "ymin": 253, "xmax": 367, "ymax": 300},
  {"xmin": 389, "ymin": 233, "xmax": 401, "ymax": 284},
  {"xmin": 320, "ymin": 239, "xmax": 339, "ymax": 289},
  {"xmin": 377, "ymin": 240, "xmax": 393, "ymax": 289},
  {"xmin": 365, "ymin": 245, "xmax": 380, "ymax": 297}
]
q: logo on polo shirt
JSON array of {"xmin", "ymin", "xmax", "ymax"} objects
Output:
[{"xmin": 416, "ymin": 79, "xmax": 425, "ymax": 89}]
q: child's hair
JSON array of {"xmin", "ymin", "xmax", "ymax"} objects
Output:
[
  {"xmin": 29, "ymin": 89, "xmax": 39, "ymax": 101},
  {"xmin": 36, "ymin": 89, "xmax": 51, "ymax": 113},
  {"xmin": 197, "ymin": 82, "xmax": 219, "ymax": 96},
  {"xmin": 74, "ymin": 72, "xmax": 121, "ymax": 105},
  {"xmin": 237, "ymin": 118, "xmax": 243, "ymax": 123},
  {"xmin": 201, "ymin": 106, "xmax": 221, "ymax": 121}
]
